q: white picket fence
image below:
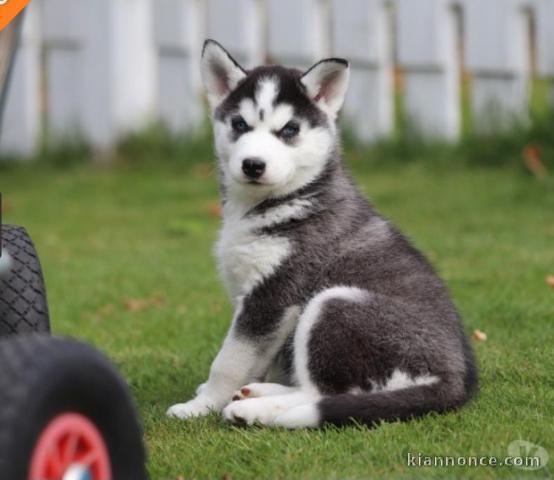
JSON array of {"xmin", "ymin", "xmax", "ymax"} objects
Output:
[{"xmin": 1, "ymin": 0, "xmax": 553, "ymax": 156}]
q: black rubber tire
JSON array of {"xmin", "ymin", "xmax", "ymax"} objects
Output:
[
  {"xmin": 0, "ymin": 225, "xmax": 50, "ymax": 335},
  {"xmin": 0, "ymin": 334, "xmax": 148, "ymax": 480}
]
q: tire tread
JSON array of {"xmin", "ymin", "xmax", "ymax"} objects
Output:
[{"xmin": 0, "ymin": 225, "xmax": 50, "ymax": 335}]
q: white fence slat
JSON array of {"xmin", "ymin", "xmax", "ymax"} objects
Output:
[
  {"xmin": 42, "ymin": 0, "xmax": 81, "ymax": 44},
  {"xmin": 331, "ymin": 0, "xmax": 393, "ymax": 141},
  {"xmin": 42, "ymin": 0, "xmax": 98, "ymax": 141},
  {"xmin": 0, "ymin": 3, "xmax": 41, "ymax": 156},
  {"xmin": 207, "ymin": 0, "xmax": 265, "ymax": 69},
  {"xmin": 155, "ymin": 0, "xmax": 195, "ymax": 50},
  {"xmin": 46, "ymin": 49, "xmax": 81, "ymax": 136},
  {"xmin": 154, "ymin": 0, "xmax": 204, "ymax": 133},
  {"xmin": 536, "ymin": 0, "xmax": 554, "ymax": 75},
  {"xmin": 464, "ymin": 0, "xmax": 531, "ymax": 131},
  {"xmin": 42, "ymin": 0, "xmax": 156, "ymax": 148},
  {"xmin": 158, "ymin": 55, "xmax": 204, "ymax": 134},
  {"xmin": 267, "ymin": 0, "xmax": 330, "ymax": 67},
  {"xmin": 397, "ymin": 0, "xmax": 461, "ymax": 139},
  {"xmin": 398, "ymin": 0, "xmax": 452, "ymax": 65},
  {"xmin": 465, "ymin": 0, "xmax": 530, "ymax": 72},
  {"xmin": 535, "ymin": 0, "xmax": 554, "ymax": 104},
  {"xmin": 111, "ymin": 0, "xmax": 157, "ymax": 132}
]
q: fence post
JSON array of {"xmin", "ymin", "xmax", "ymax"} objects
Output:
[
  {"xmin": 0, "ymin": 3, "xmax": 41, "ymax": 157},
  {"xmin": 207, "ymin": 0, "xmax": 265, "ymax": 69},
  {"xmin": 42, "ymin": 0, "xmax": 156, "ymax": 150},
  {"xmin": 397, "ymin": 0, "xmax": 461, "ymax": 140},
  {"xmin": 267, "ymin": 0, "xmax": 330, "ymax": 68},
  {"xmin": 535, "ymin": 0, "xmax": 554, "ymax": 105},
  {"xmin": 154, "ymin": 0, "xmax": 205, "ymax": 134},
  {"xmin": 464, "ymin": 0, "xmax": 531, "ymax": 132},
  {"xmin": 330, "ymin": 0, "xmax": 393, "ymax": 142}
]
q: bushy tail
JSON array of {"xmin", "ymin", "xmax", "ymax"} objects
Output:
[{"xmin": 318, "ymin": 379, "xmax": 475, "ymax": 427}]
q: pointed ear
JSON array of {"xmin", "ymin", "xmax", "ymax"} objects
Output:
[
  {"xmin": 201, "ymin": 39, "xmax": 247, "ymax": 111},
  {"xmin": 300, "ymin": 58, "xmax": 350, "ymax": 119}
]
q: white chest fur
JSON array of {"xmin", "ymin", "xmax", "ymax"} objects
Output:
[
  {"xmin": 215, "ymin": 197, "xmax": 313, "ymax": 302},
  {"xmin": 215, "ymin": 216, "xmax": 291, "ymax": 302}
]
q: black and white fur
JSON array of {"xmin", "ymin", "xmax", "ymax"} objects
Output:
[{"xmin": 167, "ymin": 40, "xmax": 478, "ymax": 428}]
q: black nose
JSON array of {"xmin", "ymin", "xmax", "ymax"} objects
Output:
[{"xmin": 242, "ymin": 158, "xmax": 266, "ymax": 180}]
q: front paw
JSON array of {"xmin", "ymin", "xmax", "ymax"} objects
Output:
[{"xmin": 166, "ymin": 397, "xmax": 215, "ymax": 419}]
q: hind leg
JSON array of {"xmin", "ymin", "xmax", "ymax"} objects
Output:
[
  {"xmin": 293, "ymin": 286, "xmax": 375, "ymax": 395},
  {"xmin": 223, "ymin": 287, "xmax": 371, "ymax": 428}
]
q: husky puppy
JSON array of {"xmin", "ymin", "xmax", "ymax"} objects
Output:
[{"xmin": 167, "ymin": 40, "xmax": 478, "ymax": 428}]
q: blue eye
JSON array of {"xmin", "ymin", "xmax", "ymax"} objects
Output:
[
  {"xmin": 280, "ymin": 122, "xmax": 300, "ymax": 139},
  {"xmin": 231, "ymin": 116, "xmax": 250, "ymax": 133}
]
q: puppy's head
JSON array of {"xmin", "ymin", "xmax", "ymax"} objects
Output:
[{"xmin": 201, "ymin": 40, "xmax": 349, "ymax": 201}]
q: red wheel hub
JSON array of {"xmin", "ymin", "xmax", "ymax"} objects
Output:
[{"xmin": 29, "ymin": 412, "xmax": 112, "ymax": 480}]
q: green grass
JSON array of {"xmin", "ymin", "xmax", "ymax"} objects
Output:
[{"xmin": 1, "ymin": 138, "xmax": 553, "ymax": 479}]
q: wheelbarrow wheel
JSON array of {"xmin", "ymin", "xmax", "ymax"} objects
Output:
[
  {"xmin": 0, "ymin": 334, "xmax": 147, "ymax": 480},
  {"xmin": 0, "ymin": 225, "xmax": 50, "ymax": 335}
]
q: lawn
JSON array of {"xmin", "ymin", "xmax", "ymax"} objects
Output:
[{"xmin": 1, "ymin": 141, "xmax": 553, "ymax": 479}]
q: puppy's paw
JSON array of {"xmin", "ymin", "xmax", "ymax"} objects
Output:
[
  {"xmin": 166, "ymin": 397, "xmax": 215, "ymax": 419},
  {"xmin": 223, "ymin": 398, "xmax": 282, "ymax": 426},
  {"xmin": 231, "ymin": 383, "xmax": 296, "ymax": 401},
  {"xmin": 231, "ymin": 385, "xmax": 255, "ymax": 401}
]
